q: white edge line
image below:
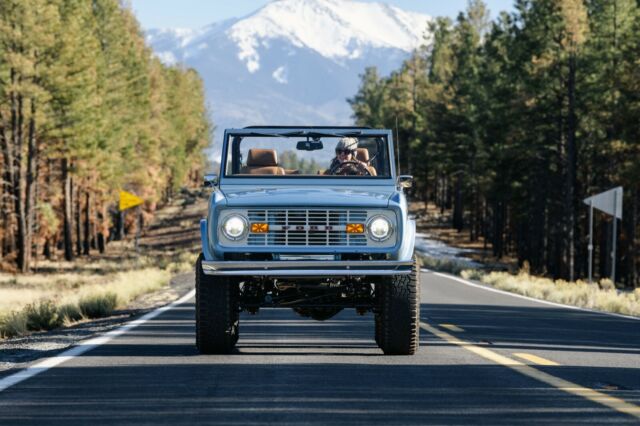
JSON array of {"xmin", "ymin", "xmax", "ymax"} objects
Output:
[
  {"xmin": 0, "ymin": 289, "xmax": 196, "ymax": 393},
  {"xmin": 426, "ymin": 270, "xmax": 640, "ymax": 322}
]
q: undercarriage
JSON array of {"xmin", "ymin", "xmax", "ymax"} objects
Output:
[{"xmin": 239, "ymin": 276, "xmax": 379, "ymax": 319}]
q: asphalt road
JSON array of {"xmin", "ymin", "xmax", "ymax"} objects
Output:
[{"xmin": 0, "ymin": 271, "xmax": 638, "ymax": 425}]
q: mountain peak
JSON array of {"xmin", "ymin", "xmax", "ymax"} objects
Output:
[{"xmin": 228, "ymin": 0, "xmax": 431, "ymax": 72}]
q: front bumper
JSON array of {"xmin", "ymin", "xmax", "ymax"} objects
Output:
[{"xmin": 201, "ymin": 259, "xmax": 413, "ymax": 276}]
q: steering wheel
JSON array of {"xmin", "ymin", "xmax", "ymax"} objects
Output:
[{"xmin": 329, "ymin": 160, "xmax": 372, "ymax": 176}]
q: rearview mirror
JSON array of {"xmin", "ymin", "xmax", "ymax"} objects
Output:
[
  {"xmin": 203, "ymin": 173, "xmax": 217, "ymax": 188},
  {"xmin": 296, "ymin": 140, "xmax": 323, "ymax": 151}
]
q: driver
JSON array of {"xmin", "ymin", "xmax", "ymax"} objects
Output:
[{"xmin": 326, "ymin": 137, "xmax": 370, "ymax": 176}]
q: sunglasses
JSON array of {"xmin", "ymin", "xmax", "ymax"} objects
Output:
[{"xmin": 336, "ymin": 149, "xmax": 354, "ymax": 155}]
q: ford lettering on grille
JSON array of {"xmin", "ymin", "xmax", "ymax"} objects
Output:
[{"xmin": 247, "ymin": 209, "xmax": 368, "ymax": 246}]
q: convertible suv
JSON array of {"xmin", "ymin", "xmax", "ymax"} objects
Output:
[{"xmin": 197, "ymin": 126, "xmax": 419, "ymax": 355}]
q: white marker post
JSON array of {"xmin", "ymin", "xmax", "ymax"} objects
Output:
[
  {"xmin": 583, "ymin": 187, "xmax": 623, "ymax": 284},
  {"xmin": 588, "ymin": 200, "xmax": 593, "ymax": 284}
]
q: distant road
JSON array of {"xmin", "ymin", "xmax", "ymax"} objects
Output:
[{"xmin": 0, "ymin": 271, "xmax": 638, "ymax": 424}]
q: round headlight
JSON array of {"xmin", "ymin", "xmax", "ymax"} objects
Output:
[
  {"xmin": 368, "ymin": 216, "xmax": 392, "ymax": 241},
  {"xmin": 222, "ymin": 215, "xmax": 247, "ymax": 240}
]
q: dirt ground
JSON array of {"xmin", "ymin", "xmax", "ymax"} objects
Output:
[{"xmin": 136, "ymin": 188, "xmax": 208, "ymax": 253}]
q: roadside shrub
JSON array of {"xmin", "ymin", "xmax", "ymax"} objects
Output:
[
  {"xmin": 0, "ymin": 311, "xmax": 28, "ymax": 338},
  {"xmin": 477, "ymin": 271, "xmax": 639, "ymax": 317},
  {"xmin": 79, "ymin": 292, "xmax": 118, "ymax": 319},
  {"xmin": 598, "ymin": 278, "xmax": 615, "ymax": 291},
  {"xmin": 418, "ymin": 254, "xmax": 469, "ymax": 275},
  {"xmin": 58, "ymin": 303, "xmax": 83, "ymax": 323},
  {"xmin": 461, "ymin": 269, "xmax": 485, "ymax": 281},
  {"xmin": 24, "ymin": 300, "xmax": 63, "ymax": 331}
]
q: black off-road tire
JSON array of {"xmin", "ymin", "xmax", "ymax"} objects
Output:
[
  {"xmin": 376, "ymin": 257, "xmax": 420, "ymax": 355},
  {"xmin": 195, "ymin": 254, "xmax": 239, "ymax": 354},
  {"xmin": 374, "ymin": 314, "xmax": 382, "ymax": 346}
]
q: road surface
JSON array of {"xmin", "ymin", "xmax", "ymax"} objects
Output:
[{"xmin": 0, "ymin": 270, "xmax": 638, "ymax": 424}]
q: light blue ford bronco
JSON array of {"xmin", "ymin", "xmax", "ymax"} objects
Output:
[{"xmin": 197, "ymin": 126, "xmax": 419, "ymax": 355}]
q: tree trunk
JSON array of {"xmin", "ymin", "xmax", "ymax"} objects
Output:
[
  {"xmin": 43, "ymin": 238, "xmax": 51, "ymax": 260},
  {"xmin": 0, "ymin": 111, "xmax": 15, "ymax": 259},
  {"xmin": 599, "ymin": 217, "xmax": 610, "ymax": 279},
  {"xmin": 12, "ymin": 87, "xmax": 29, "ymax": 272},
  {"xmin": 97, "ymin": 204, "xmax": 106, "ymax": 254},
  {"xmin": 117, "ymin": 209, "xmax": 125, "ymax": 241},
  {"xmin": 22, "ymin": 101, "xmax": 38, "ymax": 272},
  {"xmin": 453, "ymin": 175, "xmax": 464, "ymax": 231},
  {"xmin": 75, "ymin": 183, "xmax": 82, "ymax": 256},
  {"xmin": 565, "ymin": 51, "xmax": 577, "ymax": 282},
  {"xmin": 91, "ymin": 200, "xmax": 99, "ymax": 250},
  {"xmin": 62, "ymin": 159, "xmax": 74, "ymax": 261},
  {"xmin": 83, "ymin": 190, "xmax": 91, "ymax": 255},
  {"xmin": 492, "ymin": 199, "xmax": 504, "ymax": 259}
]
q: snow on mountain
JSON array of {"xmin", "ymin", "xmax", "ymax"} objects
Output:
[
  {"xmin": 145, "ymin": 0, "xmax": 432, "ymax": 156},
  {"xmin": 228, "ymin": 0, "xmax": 429, "ymax": 72}
]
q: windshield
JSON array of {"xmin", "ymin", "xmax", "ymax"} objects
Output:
[{"xmin": 223, "ymin": 133, "xmax": 391, "ymax": 178}]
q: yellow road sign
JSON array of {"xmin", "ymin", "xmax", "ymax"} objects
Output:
[{"xmin": 119, "ymin": 191, "xmax": 143, "ymax": 211}]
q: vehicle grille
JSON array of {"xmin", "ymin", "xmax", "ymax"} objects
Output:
[{"xmin": 247, "ymin": 209, "xmax": 368, "ymax": 246}]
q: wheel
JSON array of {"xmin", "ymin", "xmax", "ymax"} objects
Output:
[
  {"xmin": 195, "ymin": 254, "xmax": 239, "ymax": 354},
  {"xmin": 376, "ymin": 257, "xmax": 420, "ymax": 355}
]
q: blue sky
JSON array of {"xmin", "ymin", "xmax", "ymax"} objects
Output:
[{"xmin": 130, "ymin": 0, "xmax": 515, "ymax": 30}]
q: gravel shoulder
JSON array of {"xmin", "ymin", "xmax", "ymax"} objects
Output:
[{"xmin": 0, "ymin": 271, "xmax": 194, "ymax": 375}]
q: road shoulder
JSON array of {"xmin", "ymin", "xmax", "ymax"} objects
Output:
[{"xmin": 0, "ymin": 272, "xmax": 193, "ymax": 376}]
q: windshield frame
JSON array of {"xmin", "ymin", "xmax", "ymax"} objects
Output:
[{"xmin": 219, "ymin": 127, "xmax": 397, "ymax": 186}]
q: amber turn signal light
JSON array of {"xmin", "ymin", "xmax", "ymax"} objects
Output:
[
  {"xmin": 251, "ymin": 223, "xmax": 269, "ymax": 233},
  {"xmin": 346, "ymin": 223, "xmax": 364, "ymax": 233}
]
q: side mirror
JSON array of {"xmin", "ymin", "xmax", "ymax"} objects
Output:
[
  {"xmin": 203, "ymin": 173, "xmax": 218, "ymax": 188},
  {"xmin": 397, "ymin": 175, "xmax": 413, "ymax": 189}
]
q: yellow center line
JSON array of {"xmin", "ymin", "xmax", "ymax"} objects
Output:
[
  {"xmin": 513, "ymin": 352, "xmax": 560, "ymax": 366},
  {"xmin": 439, "ymin": 323, "xmax": 465, "ymax": 332},
  {"xmin": 420, "ymin": 321, "xmax": 640, "ymax": 419}
]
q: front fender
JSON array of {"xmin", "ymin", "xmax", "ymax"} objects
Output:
[
  {"xmin": 201, "ymin": 190, "xmax": 228, "ymax": 261},
  {"xmin": 396, "ymin": 218, "xmax": 415, "ymax": 261},
  {"xmin": 200, "ymin": 219, "xmax": 214, "ymax": 261}
]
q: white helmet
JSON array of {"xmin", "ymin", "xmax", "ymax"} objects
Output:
[{"xmin": 335, "ymin": 137, "xmax": 358, "ymax": 153}]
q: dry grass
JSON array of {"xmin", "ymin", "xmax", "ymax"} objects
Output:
[
  {"xmin": 79, "ymin": 293, "xmax": 119, "ymax": 319},
  {"xmin": 0, "ymin": 251, "xmax": 197, "ymax": 339},
  {"xmin": 460, "ymin": 269, "xmax": 640, "ymax": 317},
  {"xmin": 417, "ymin": 252, "xmax": 639, "ymax": 317}
]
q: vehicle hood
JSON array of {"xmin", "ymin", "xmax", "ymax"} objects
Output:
[{"xmin": 221, "ymin": 186, "xmax": 395, "ymax": 208}]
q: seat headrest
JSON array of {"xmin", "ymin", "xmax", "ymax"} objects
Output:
[
  {"xmin": 247, "ymin": 149, "xmax": 278, "ymax": 167},
  {"xmin": 355, "ymin": 148, "xmax": 370, "ymax": 163}
]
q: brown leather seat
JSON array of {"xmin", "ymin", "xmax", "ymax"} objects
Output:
[
  {"xmin": 355, "ymin": 148, "xmax": 377, "ymax": 176},
  {"xmin": 240, "ymin": 149, "xmax": 285, "ymax": 175}
]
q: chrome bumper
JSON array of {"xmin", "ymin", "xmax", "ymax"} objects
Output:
[{"xmin": 201, "ymin": 260, "xmax": 413, "ymax": 276}]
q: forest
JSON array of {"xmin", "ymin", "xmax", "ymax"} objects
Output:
[
  {"xmin": 0, "ymin": 0, "xmax": 211, "ymax": 272},
  {"xmin": 349, "ymin": 0, "xmax": 640, "ymax": 287}
]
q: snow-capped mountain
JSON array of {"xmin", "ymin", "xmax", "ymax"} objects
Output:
[{"xmin": 145, "ymin": 0, "xmax": 432, "ymax": 155}]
